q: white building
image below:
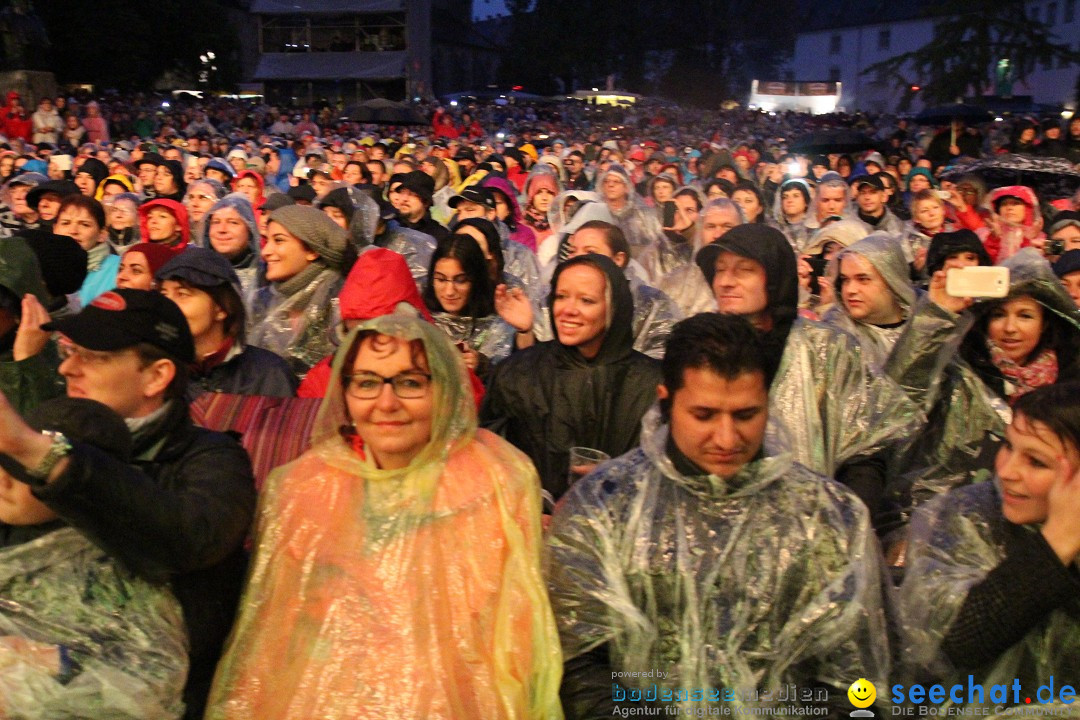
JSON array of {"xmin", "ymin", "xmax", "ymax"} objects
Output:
[{"xmin": 788, "ymin": 1, "xmax": 1080, "ymax": 113}]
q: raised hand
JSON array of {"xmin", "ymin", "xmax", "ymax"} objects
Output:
[
  {"xmin": 1041, "ymin": 457, "xmax": 1080, "ymax": 566},
  {"xmin": 13, "ymin": 294, "xmax": 52, "ymax": 362},
  {"xmin": 928, "ymin": 270, "xmax": 973, "ymax": 314},
  {"xmin": 494, "ymin": 284, "xmax": 534, "ymax": 332}
]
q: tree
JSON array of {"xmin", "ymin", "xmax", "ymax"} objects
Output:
[{"xmin": 863, "ymin": 0, "xmax": 1080, "ymax": 110}]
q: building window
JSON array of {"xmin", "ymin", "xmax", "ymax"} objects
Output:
[
  {"xmin": 829, "ymin": 66, "xmax": 841, "ymax": 82},
  {"xmin": 829, "ymin": 34, "xmax": 842, "ymax": 54},
  {"xmin": 878, "ymin": 28, "xmax": 891, "ymax": 50},
  {"xmin": 1066, "ymin": 0, "xmax": 1075, "ymax": 22},
  {"xmin": 1048, "ymin": 1, "xmax": 1058, "ymax": 23}
]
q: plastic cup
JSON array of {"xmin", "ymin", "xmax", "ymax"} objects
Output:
[{"xmin": 568, "ymin": 446, "xmax": 610, "ymax": 484}]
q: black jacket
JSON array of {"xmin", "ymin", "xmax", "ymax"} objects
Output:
[
  {"xmin": 481, "ymin": 254, "xmax": 661, "ymax": 499},
  {"xmin": 188, "ymin": 344, "xmax": 299, "ymax": 400},
  {"xmin": 33, "ymin": 400, "xmax": 256, "ymax": 720},
  {"xmin": 398, "ymin": 213, "xmax": 449, "ymax": 242}
]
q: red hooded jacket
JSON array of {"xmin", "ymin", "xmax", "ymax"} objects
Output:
[
  {"xmin": 137, "ymin": 198, "xmax": 191, "ymax": 248},
  {"xmin": 297, "ymin": 247, "xmax": 485, "ymax": 406}
]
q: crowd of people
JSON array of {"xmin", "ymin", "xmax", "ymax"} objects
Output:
[{"xmin": 0, "ymin": 88, "xmax": 1079, "ymax": 718}]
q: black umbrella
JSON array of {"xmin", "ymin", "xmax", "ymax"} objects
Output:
[
  {"xmin": 342, "ymin": 99, "xmax": 427, "ymax": 125},
  {"xmin": 941, "ymin": 154, "xmax": 1080, "ymax": 200},
  {"xmin": 915, "ymin": 104, "xmax": 994, "ymax": 125},
  {"xmin": 790, "ymin": 129, "xmax": 878, "ymax": 155}
]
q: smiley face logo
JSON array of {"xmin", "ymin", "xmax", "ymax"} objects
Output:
[{"xmin": 848, "ymin": 678, "xmax": 876, "ymax": 709}]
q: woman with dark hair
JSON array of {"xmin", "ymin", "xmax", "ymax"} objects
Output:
[
  {"xmin": 898, "ymin": 381, "xmax": 1080, "ymax": 711},
  {"xmin": 157, "ymin": 248, "xmax": 296, "ymax": 399},
  {"xmin": 885, "ymin": 248, "xmax": 1080, "ymax": 523},
  {"xmin": 957, "ymin": 252, "xmax": 1080, "ymax": 402},
  {"xmin": 730, "ymin": 181, "xmax": 767, "ymax": 224},
  {"xmin": 423, "ymin": 233, "xmax": 520, "ymax": 377},
  {"xmin": 836, "ymin": 154, "xmax": 854, "ymax": 180},
  {"xmin": 481, "ymin": 254, "xmax": 661, "ymax": 500}
]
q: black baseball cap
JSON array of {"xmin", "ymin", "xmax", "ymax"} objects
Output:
[
  {"xmin": 853, "ymin": 174, "xmax": 885, "ymax": 192},
  {"xmin": 44, "ymin": 288, "xmax": 195, "ymax": 363},
  {"xmin": 449, "ymin": 186, "xmax": 494, "ymax": 210}
]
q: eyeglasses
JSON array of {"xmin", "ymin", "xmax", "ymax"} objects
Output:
[
  {"xmin": 433, "ymin": 274, "xmax": 471, "ymax": 288},
  {"xmin": 343, "ymin": 371, "xmax": 432, "ymax": 399},
  {"xmin": 57, "ymin": 341, "xmax": 129, "ymax": 365}
]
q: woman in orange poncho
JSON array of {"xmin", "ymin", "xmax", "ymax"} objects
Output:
[{"xmin": 205, "ymin": 314, "xmax": 563, "ymax": 719}]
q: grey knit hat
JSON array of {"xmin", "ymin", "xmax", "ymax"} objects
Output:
[{"xmin": 267, "ymin": 204, "xmax": 350, "ymax": 269}]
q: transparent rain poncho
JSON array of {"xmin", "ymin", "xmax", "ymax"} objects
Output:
[
  {"xmin": 546, "ymin": 405, "xmax": 891, "ymax": 714},
  {"xmin": 884, "ymin": 249, "xmax": 1079, "ymax": 511},
  {"xmin": 430, "ymin": 311, "xmax": 516, "ymax": 367},
  {"xmin": 898, "ymin": 482, "xmax": 1080, "ymax": 713},
  {"xmin": 353, "ymin": 189, "xmax": 434, "ymax": 295},
  {"xmin": 0, "ymin": 527, "xmax": 187, "ymax": 719},
  {"xmin": 596, "ymin": 166, "xmax": 664, "ymax": 259},
  {"xmin": 247, "ymin": 265, "xmax": 343, "ymax": 379},
  {"xmin": 206, "ymin": 315, "xmax": 563, "ymax": 720},
  {"xmin": 822, "ymin": 232, "xmax": 917, "ymax": 370}
]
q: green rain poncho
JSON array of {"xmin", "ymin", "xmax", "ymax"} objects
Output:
[
  {"xmin": 546, "ymin": 404, "xmax": 891, "ymax": 717},
  {"xmin": 898, "ymin": 481, "xmax": 1080, "ymax": 715},
  {"xmin": 206, "ymin": 315, "xmax": 563, "ymax": 719},
  {"xmin": 885, "ymin": 248, "xmax": 1080, "ymax": 513},
  {"xmin": 0, "ymin": 527, "xmax": 187, "ymax": 719}
]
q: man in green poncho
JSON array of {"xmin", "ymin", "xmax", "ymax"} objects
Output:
[{"xmin": 546, "ymin": 313, "xmax": 890, "ymax": 719}]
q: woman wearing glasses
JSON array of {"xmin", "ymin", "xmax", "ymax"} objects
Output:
[
  {"xmin": 423, "ymin": 233, "xmax": 529, "ymax": 380},
  {"xmin": 206, "ymin": 315, "xmax": 562, "ymax": 719}
]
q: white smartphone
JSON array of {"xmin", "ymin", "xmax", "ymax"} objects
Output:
[{"xmin": 946, "ymin": 266, "xmax": 1009, "ymax": 298}]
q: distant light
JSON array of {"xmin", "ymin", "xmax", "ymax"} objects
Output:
[
  {"xmin": 512, "ymin": 85, "xmax": 523, "ymax": 91},
  {"xmin": 538, "ymin": 133, "xmax": 549, "ymax": 139},
  {"xmin": 786, "ymin": 161, "xmax": 800, "ymax": 175},
  {"xmin": 449, "ymin": 100, "xmax": 458, "ymax": 107},
  {"xmin": 207, "ymin": 51, "xmax": 215, "ymax": 60},
  {"xmin": 199, "ymin": 54, "xmax": 207, "ymax": 63},
  {"xmin": 496, "ymin": 131, "xmax": 505, "ymax": 139},
  {"xmin": 162, "ymin": 101, "xmax": 171, "ymax": 108},
  {"xmin": 592, "ymin": 87, "xmax": 598, "ymax": 92},
  {"xmin": 910, "ymin": 85, "xmax": 920, "ymax": 92},
  {"xmin": 1063, "ymin": 110, "xmax": 1074, "ymax": 119},
  {"xmin": 995, "ymin": 116, "xmax": 1004, "ymax": 122}
]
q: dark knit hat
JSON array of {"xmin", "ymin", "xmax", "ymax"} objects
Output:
[{"xmin": 19, "ymin": 230, "xmax": 88, "ymax": 297}]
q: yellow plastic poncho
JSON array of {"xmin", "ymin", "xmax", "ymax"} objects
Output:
[{"xmin": 205, "ymin": 316, "xmax": 563, "ymax": 719}]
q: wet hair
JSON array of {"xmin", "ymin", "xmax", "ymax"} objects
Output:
[
  {"xmin": 1012, "ymin": 381, "xmax": 1080, "ymax": 455},
  {"xmin": 731, "ymin": 182, "xmax": 765, "ymax": 223},
  {"xmin": 57, "ymin": 193, "xmax": 105, "ymax": 229},
  {"xmin": 574, "ymin": 220, "xmax": 631, "ymax": 262},
  {"xmin": 659, "ymin": 313, "xmax": 769, "ymax": 422},
  {"xmin": 423, "ymin": 233, "xmax": 496, "ymax": 318}
]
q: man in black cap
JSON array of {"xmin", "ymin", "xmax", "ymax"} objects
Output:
[
  {"xmin": 388, "ymin": 170, "xmax": 448, "ymax": 241},
  {"xmin": 0, "ymin": 288, "xmax": 255, "ymax": 720},
  {"xmin": 449, "ymin": 185, "xmax": 495, "ymax": 222},
  {"xmin": 851, "ymin": 174, "xmax": 904, "ymax": 236}
]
